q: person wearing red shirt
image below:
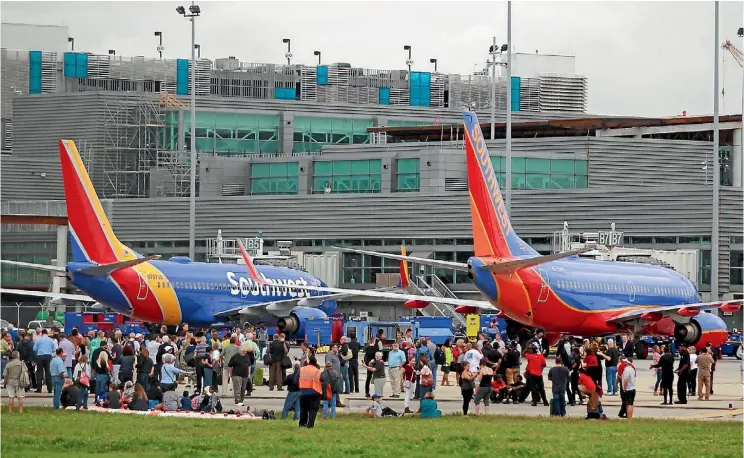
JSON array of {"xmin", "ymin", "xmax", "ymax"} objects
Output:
[
  {"xmin": 523, "ymin": 347, "xmax": 548, "ymax": 406},
  {"xmin": 490, "ymin": 375, "xmax": 508, "ymax": 403},
  {"xmin": 578, "ymin": 368, "xmax": 607, "ymax": 420}
]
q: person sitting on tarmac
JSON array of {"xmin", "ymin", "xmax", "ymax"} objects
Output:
[
  {"xmin": 60, "ymin": 379, "xmax": 79, "ymax": 409},
  {"xmin": 490, "ymin": 374, "xmax": 508, "ymax": 403},
  {"xmin": 503, "ymin": 374, "xmax": 527, "ymax": 404},
  {"xmin": 578, "ymin": 368, "xmax": 607, "ymax": 420},
  {"xmin": 420, "ymin": 392, "xmax": 442, "ymax": 419},
  {"xmin": 366, "ymin": 394, "xmax": 383, "ymax": 418}
]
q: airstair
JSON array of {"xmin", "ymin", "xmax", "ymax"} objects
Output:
[{"xmin": 413, "ymin": 275, "xmax": 467, "ymax": 326}]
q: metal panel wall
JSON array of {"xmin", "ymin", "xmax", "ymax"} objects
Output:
[
  {"xmin": 101, "ymin": 187, "xmax": 718, "ymax": 240},
  {"xmin": 586, "ymin": 137, "xmax": 712, "ymax": 187}
]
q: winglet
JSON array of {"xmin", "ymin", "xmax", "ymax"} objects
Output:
[
  {"xmin": 237, "ymin": 239, "xmax": 270, "ymax": 286},
  {"xmin": 399, "ymin": 245, "xmax": 410, "ymax": 288}
]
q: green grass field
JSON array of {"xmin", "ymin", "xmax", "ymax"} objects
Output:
[{"xmin": 1, "ymin": 408, "xmax": 742, "ymax": 458}]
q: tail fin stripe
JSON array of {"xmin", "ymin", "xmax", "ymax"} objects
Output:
[
  {"xmin": 60, "ymin": 140, "xmax": 134, "ymax": 263},
  {"xmin": 463, "ymin": 113, "xmax": 536, "ymax": 258}
]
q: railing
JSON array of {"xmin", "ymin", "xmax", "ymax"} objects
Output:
[{"xmin": 415, "ymin": 275, "xmax": 467, "ymax": 326}]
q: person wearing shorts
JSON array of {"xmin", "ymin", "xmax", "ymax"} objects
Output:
[
  {"xmin": 473, "ymin": 365, "xmax": 493, "ymax": 415},
  {"xmin": 3, "ymin": 351, "xmax": 26, "ymax": 413}
]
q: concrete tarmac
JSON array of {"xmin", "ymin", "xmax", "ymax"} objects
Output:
[{"xmin": 6, "ymin": 354, "xmax": 743, "ymax": 421}]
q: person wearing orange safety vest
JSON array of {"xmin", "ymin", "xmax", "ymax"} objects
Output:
[{"xmin": 298, "ymin": 355, "xmax": 325, "ymax": 428}]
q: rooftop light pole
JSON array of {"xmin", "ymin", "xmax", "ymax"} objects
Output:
[
  {"xmin": 154, "ymin": 31, "xmax": 163, "ymax": 59},
  {"xmin": 712, "ymin": 1, "xmax": 720, "ymax": 302},
  {"xmin": 403, "ymin": 45, "xmax": 413, "ymax": 73},
  {"xmin": 68, "ymin": 37, "xmax": 74, "ymax": 51},
  {"xmin": 505, "ymin": 0, "xmax": 513, "ymax": 213},
  {"xmin": 177, "ymin": 1, "xmax": 201, "ymax": 260},
  {"xmin": 429, "ymin": 58, "xmax": 438, "ymax": 72},
  {"xmin": 283, "ymin": 38, "xmax": 291, "ymax": 65},
  {"xmin": 314, "ymin": 50, "xmax": 321, "ymax": 66},
  {"xmin": 739, "ymin": 26, "xmax": 744, "ymax": 190}
]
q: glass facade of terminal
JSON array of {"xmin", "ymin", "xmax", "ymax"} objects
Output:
[
  {"xmin": 165, "ymin": 112, "xmax": 282, "ymax": 155},
  {"xmin": 250, "ymin": 162, "xmax": 299, "ymax": 195},
  {"xmin": 293, "ymin": 117, "xmax": 373, "ymax": 153},
  {"xmin": 491, "ymin": 156, "xmax": 588, "ymax": 190},
  {"xmin": 312, "ymin": 159, "xmax": 382, "ymax": 194}
]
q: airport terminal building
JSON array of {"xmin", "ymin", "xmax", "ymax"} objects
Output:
[{"xmin": 1, "ymin": 24, "xmax": 742, "ymax": 327}]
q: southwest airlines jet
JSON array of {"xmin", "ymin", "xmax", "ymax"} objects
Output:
[
  {"xmin": 257, "ymin": 111, "xmax": 741, "ymax": 350},
  {"xmin": 0, "ymin": 139, "xmax": 490, "ymax": 339}
]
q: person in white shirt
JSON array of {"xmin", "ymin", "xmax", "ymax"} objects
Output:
[
  {"xmin": 621, "ymin": 357, "xmax": 637, "ymax": 419},
  {"xmin": 463, "ymin": 345, "xmax": 483, "ymax": 373},
  {"xmin": 687, "ymin": 346, "xmax": 698, "ymax": 396}
]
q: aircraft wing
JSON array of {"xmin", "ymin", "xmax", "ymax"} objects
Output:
[
  {"xmin": 213, "ymin": 288, "xmax": 401, "ymax": 319},
  {"xmin": 484, "ymin": 249, "xmax": 588, "ymax": 274},
  {"xmin": 0, "ymin": 260, "xmax": 66, "ymax": 273},
  {"xmin": 0, "ymin": 288, "xmax": 95, "ymax": 302},
  {"xmin": 250, "ymin": 283, "xmax": 497, "ymax": 311},
  {"xmin": 607, "ymin": 300, "xmax": 743, "ymax": 322},
  {"xmin": 332, "ymin": 247, "xmax": 469, "ymax": 272}
]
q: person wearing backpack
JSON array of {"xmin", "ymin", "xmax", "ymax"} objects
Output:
[
  {"xmin": 321, "ymin": 361, "xmax": 341, "ymax": 419},
  {"xmin": 3, "ymin": 351, "xmax": 27, "ymax": 413},
  {"xmin": 73, "ymin": 354, "xmax": 91, "ymax": 410}
]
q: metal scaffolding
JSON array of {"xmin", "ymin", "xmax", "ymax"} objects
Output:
[{"xmin": 100, "ymin": 94, "xmax": 164, "ymax": 198}]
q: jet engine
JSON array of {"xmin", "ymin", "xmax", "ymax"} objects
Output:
[
  {"xmin": 276, "ymin": 306, "xmax": 328, "ymax": 340},
  {"xmin": 674, "ymin": 313, "xmax": 729, "ymax": 349}
]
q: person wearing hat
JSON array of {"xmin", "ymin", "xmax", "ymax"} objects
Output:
[
  {"xmin": 366, "ymin": 394, "xmax": 383, "ymax": 418},
  {"xmin": 620, "ymin": 356, "xmax": 636, "ymax": 419}
]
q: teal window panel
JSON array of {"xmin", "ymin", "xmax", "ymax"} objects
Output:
[
  {"xmin": 274, "ymin": 87, "xmax": 297, "ymax": 100},
  {"xmin": 379, "ymin": 88, "xmax": 390, "ymax": 105},
  {"xmin": 29, "ymin": 51, "xmax": 42, "ymax": 94},
  {"xmin": 350, "ymin": 160, "xmax": 369, "ymax": 175},
  {"xmin": 575, "ymin": 160, "xmax": 588, "ymax": 175},
  {"xmin": 270, "ymin": 162, "xmax": 288, "ymax": 176},
  {"xmin": 551, "ymin": 158, "xmax": 575, "ymax": 174},
  {"xmin": 64, "ymin": 52, "xmax": 77, "ymax": 78},
  {"xmin": 397, "ymin": 158, "xmax": 419, "ymax": 174},
  {"xmin": 511, "ymin": 76, "xmax": 521, "ymax": 111},
  {"xmin": 526, "ymin": 158, "xmax": 550, "ymax": 173},
  {"xmin": 251, "ymin": 163, "xmax": 271, "ymax": 178},
  {"xmin": 575, "ymin": 175, "xmax": 588, "ymax": 188},
  {"xmin": 77, "ymin": 53, "xmax": 88, "ymax": 78},
  {"xmin": 314, "ymin": 161, "xmax": 332, "ymax": 175},
  {"xmin": 369, "ymin": 159, "xmax": 381, "ymax": 173},
  {"xmin": 176, "ymin": 59, "xmax": 189, "ymax": 96},
  {"xmin": 511, "ymin": 157, "xmax": 526, "ymax": 173},
  {"xmin": 526, "ymin": 173, "xmax": 550, "ymax": 189},
  {"xmin": 550, "ymin": 174, "xmax": 575, "ymax": 189},
  {"xmin": 317, "ymin": 66, "xmax": 328, "ymax": 85},
  {"xmin": 333, "ymin": 160, "xmax": 351, "ymax": 175}
]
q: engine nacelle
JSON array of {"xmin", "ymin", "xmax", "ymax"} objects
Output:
[
  {"xmin": 403, "ymin": 299, "xmax": 430, "ymax": 309},
  {"xmin": 674, "ymin": 313, "xmax": 729, "ymax": 349},
  {"xmin": 276, "ymin": 306, "xmax": 328, "ymax": 340}
]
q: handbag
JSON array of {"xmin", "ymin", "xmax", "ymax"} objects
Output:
[
  {"xmin": 19, "ymin": 365, "xmax": 30, "ymax": 389},
  {"xmin": 281, "ymin": 355, "xmax": 292, "ymax": 369},
  {"xmin": 77, "ymin": 364, "xmax": 90, "ymax": 388},
  {"xmin": 420, "ymin": 372, "xmax": 434, "ymax": 387}
]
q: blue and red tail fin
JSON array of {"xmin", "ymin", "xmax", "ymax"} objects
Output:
[
  {"xmin": 462, "ymin": 112, "xmax": 536, "ymax": 258},
  {"xmin": 237, "ymin": 239, "xmax": 270, "ymax": 286},
  {"xmin": 59, "ymin": 139, "xmax": 136, "ymax": 264},
  {"xmin": 398, "ymin": 245, "xmax": 410, "ymax": 288}
]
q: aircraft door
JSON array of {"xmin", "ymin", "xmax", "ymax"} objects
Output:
[
  {"xmin": 537, "ymin": 269, "xmax": 549, "ymax": 303},
  {"xmin": 628, "ymin": 281, "xmax": 635, "ymax": 303},
  {"xmin": 137, "ymin": 273, "xmax": 149, "ymax": 300}
]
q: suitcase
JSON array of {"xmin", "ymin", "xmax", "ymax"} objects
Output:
[
  {"xmin": 550, "ymin": 398, "xmax": 558, "ymax": 416},
  {"xmin": 252, "ymin": 367, "xmax": 264, "ymax": 386}
]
